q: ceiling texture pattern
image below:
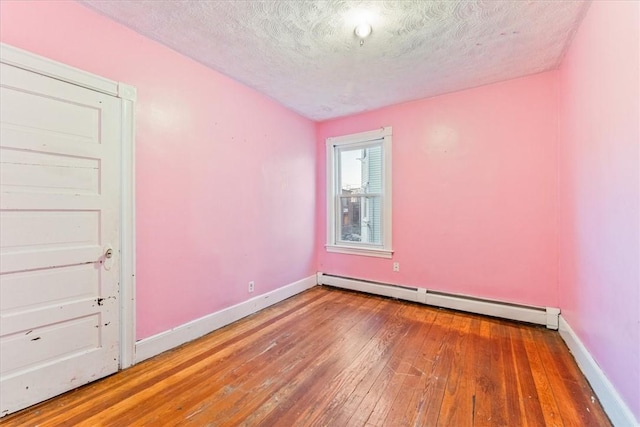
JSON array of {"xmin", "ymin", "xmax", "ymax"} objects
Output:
[{"xmin": 81, "ymin": 0, "xmax": 589, "ymax": 121}]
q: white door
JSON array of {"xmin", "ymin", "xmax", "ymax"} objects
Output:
[{"xmin": 0, "ymin": 62, "xmax": 121, "ymax": 416}]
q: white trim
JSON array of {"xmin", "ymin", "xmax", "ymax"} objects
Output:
[
  {"xmin": 326, "ymin": 139, "xmax": 336, "ymax": 251},
  {"xmin": 0, "ymin": 43, "xmax": 118, "ymax": 96},
  {"xmin": 118, "ymin": 82, "xmax": 137, "ymax": 102},
  {"xmin": 558, "ymin": 316, "xmax": 638, "ymax": 427},
  {"xmin": 326, "ymin": 126, "xmax": 392, "ymax": 145},
  {"xmin": 326, "ymin": 126, "xmax": 393, "ymax": 258},
  {"xmin": 317, "ymin": 273, "xmax": 560, "ymax": 329},
  {"xmin": 134, "ymin": 275, "xmax": 318, "ymax": 363},
  {"xmin": 325, "ymin": 244, "xmax": 393, "ymax": 258},
  {"xmin": 118, "ymin": 83, "xmax": 137, "ymax": 369},
  {"xmin": 0, "ymin": 43, "xmax": 137, "ymax": 370}
]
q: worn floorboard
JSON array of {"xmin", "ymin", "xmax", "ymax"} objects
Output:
[{"xmin": 0, "ymin": 286, "xmax": 611, "ymax": 426}]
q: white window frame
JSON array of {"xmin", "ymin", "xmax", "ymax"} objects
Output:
[{"xmin": 326, "ymin": 126, "xmax": 392, "ymax": 258}]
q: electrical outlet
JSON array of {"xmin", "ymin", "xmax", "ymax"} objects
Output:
[
  {"xmin": 393, "ymin": 262, "xmax": 400, "ymax": 272},
  {"xmin": 248, "ymin": 281, "xmax": 255, "ymax": 293}
]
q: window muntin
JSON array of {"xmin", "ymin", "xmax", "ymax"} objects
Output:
[{"xmin": 326, "ymin": 127, "xmax": 392, "ymax": 258}]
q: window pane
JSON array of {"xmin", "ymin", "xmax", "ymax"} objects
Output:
[
  {"xmin": 367, "ymin": 195, "xmax": 382, "ymax": 244},
  {"xmin": 365, "ymin": 145, "xmax": 382, "ymax": 194},
  {"xmin": 339, "ymin": 196, "xmax": 382, "ymax": 244},
  {"xmin": 339, "ymin": 145, "xmax": 382, "ymax": 194},
  {"xmin": 339, "ymin": 148, "xmax": 363, "ymax": 193},
  {"xmin": 339, "ymin": 196, "xmax": 361, "ymax": 242}
]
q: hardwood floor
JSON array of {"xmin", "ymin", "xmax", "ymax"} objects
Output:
[{"xmin": 1, "ymin": 286, "xmax": 610, "ymax": 426}]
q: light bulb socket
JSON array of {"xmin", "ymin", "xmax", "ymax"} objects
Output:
[{"xmin": 354, "ymin": 23, "xmax": 372, "ymax": 39}]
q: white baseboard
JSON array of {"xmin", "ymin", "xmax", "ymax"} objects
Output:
[
  {"xmin": 134, "ymin": 275, "xmax": 317, "ymax": 363},
  {"xmin": 559, "ymin": 316, "xmax": 638, "ymax": 427},
  {"xmin": 317, "ymin": 273, "xmax": 559, "ymax": 329}
]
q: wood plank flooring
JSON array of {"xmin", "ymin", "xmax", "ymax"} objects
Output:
[{"xmin": 1, "ymin": 286, "xmax": 611, "ymax": 426}]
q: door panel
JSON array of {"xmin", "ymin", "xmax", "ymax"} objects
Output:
[
  {"xmin": 0, "ymin": 62, "xmax": 121, "ymax": 416},
  {"xmin": 0, "ymin": 86, "xmax": 100, "ymax": 140},
  {"xmin": 0, "ymin": 148, "xmax": 100, "ymax": 194},
  {"xmin": 0, "ymin": 264, "xmax": 98, "ymax": 312}
]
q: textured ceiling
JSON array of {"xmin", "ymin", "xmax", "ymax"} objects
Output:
[{"xmin": 80, "ymin": 0, "xmax": 589, "ymax": 121}]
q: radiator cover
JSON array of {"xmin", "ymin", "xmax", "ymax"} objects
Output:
[{"xmin": 317, "ymin": 273, "xmax": 559, "ymax": 329}]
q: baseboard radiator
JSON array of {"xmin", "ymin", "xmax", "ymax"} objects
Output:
[{"xmin": 317, "ymin": 273, "xmax": 559, "ymax": 330}]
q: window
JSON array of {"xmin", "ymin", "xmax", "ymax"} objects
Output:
[{"xmin": 326, "ymin": 127, "xmax": 392, "ymax": 258}]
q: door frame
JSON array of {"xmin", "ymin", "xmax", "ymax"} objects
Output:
[{"xmin": 0, "ymin": 43, "xmax": 137, "ymax": 369}]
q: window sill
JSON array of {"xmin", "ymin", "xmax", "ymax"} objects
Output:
[{"xmin": 325, "ymin": 244, "xmax": 393, "ymax": 259}]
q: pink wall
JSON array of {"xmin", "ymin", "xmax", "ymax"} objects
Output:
[
  {"xmin": 559, "ymin": 1, "xmax": 640, "ymax": 421},
  {"xmin": 2, "ymin": 1, "xmax": 638, "ymax": 417},
  {"xmin": 317, "ymin": 72, "xmax": 559, "ymax": 307},
  {"xmin": 0, "ymin": 1, "xmax": 317, "ymax": 340}
]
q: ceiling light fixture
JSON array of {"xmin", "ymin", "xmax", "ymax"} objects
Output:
[{"xmin": 354, "ymin": 23, "xmax": 372, "ymax": 46}]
